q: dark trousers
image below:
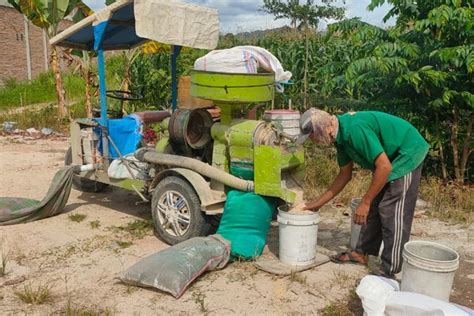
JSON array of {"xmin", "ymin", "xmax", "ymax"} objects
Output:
[{"xmin": 356, "ymin": 164, "xmax": 423, "ymax": 276}]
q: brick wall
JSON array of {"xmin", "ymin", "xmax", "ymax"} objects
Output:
[
  {"xmin": 0, "ymin": 5, "xmax": 32, "ymax": 83},
  {"xmin": 0, "ymin": 5, "xmax": 71, "ymax": 85}
]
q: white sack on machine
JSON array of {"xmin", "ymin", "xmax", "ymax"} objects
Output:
[
  {"xmin": 107, "ymin": 154, "xmax": 147, "ymax": 180},
  {"xmin": 194, "ymin": 45, "xmax": 292, "ymax": 83}
]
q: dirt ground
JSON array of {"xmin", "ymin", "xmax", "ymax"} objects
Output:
[{"xmin": 0, "ymin": 137, "xmax": 473, "ymax": 315}]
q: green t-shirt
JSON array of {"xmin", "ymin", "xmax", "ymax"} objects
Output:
[{"xmin": 336, "ymin": 111, "xmax": 429, "ymax": 181}]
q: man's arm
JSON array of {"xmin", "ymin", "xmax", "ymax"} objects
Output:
[
  {"xmin": 304, "ymin": 162, "xmax": 353, "ymax": 210},
  {"xmin": 353, "ymin": 152, "xmax": 392, "ymax": 224}
]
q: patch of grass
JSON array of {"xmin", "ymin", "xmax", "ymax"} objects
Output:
[
  {"xmin": 420, "ymin": 177, "xmax": 474, "ymax": 223},
  {"xmin": 89, "ymin": 220, "xmax": 101, "ymax": 229},
  {"xmin": 115, "ymin": 240, "xmax": 133, "ymax": 249},
  {"xmin": 0, "ymin": 101, "xmax": 88, "ymax": 132},
  {"xmin": 112, "ymin": 219, "xmax": 154, "ymax": 239},
  {"xmin": 304, "ymin": 145, "xmax": 338, "ymax": 199},
  {"xmin": 320, "ymin": 301, "xmax": 353, "ymax": 316},
  {"xmin": 0, "ymin": 72, "xmax": 84, "ymax": 111},
  {"xmin": 304, "ymin": 145, "xmax": 370, "ymax": 206},
  {"xmin": 321, "ymin": 288, "xmax": 363, "ymax": 316},
  {"xmin": 0, "ymin": 249, "xmax": 9, "ymax": 277},
  {"xmin": 289, "ymin": 271, "xmax": 308, "ymax": 286},
  {"xmin": 226, "ymin": 258, "xmax": 259, "ymax": 283},
  {"xmin": 0, "ymin": 104, "xmax": 67, "ymax": 132},
  {"xmin": 332, "ymin": 269, "xmax": 351, "ymax": 288},
  {"xmin": 68, "ymin": 213, "xmax": 87, "ymax": 223},
  {"xmin": 305, "ymin": 145, "xmax": 472, "ymax": 225},
  {"xmin": 191, "ymin": 289, "xmax": 208, "ymax": 313},
  {"xmin": 15, "ymin": 283, "xmax": 52, "ymax": 305},
  {"xmin": 65, "ymin": 303, "xmax": 112, "ymax": 316},
  {"xmin": 64, "ymin": 298, "xmax": 112, "ymax": 316}
]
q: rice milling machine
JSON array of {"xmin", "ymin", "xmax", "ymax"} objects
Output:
[{"xmin": 156, "ymin": 70, "xmax": 305, "ymax": 204}]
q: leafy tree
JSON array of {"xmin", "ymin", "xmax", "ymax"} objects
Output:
[
  {"xmin": 261, "ymin": 0, "xmax": 344, "ymax": 30},
  {"xmin": 8, "ymin": 0, "xmax": 92, "ymax": 119},
  {"xmin": 261, "ymin": 0, "xmax": 345, "ymax": 107},
  {"xmin": 320, "ymin": 1, "xmax": 473, "ymax": 183}
]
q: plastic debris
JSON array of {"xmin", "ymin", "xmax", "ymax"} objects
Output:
[
  {"xmin": 26, "ymin": 128, "xmax": 39, "ymax": 135},
  {"xmin": 41, "ymin": 128, "xmax": 53, "ymax": 135},
  {"xmin": 2, "ymin": 122, "xmax": 17, "ymax": 133}
]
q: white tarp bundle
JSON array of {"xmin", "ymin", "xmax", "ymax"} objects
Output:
[
  {"xmin": 50, "ymin": 0, "xmax": 219, "ymax": 50},
  {"xmin": 134, "ymin": 0, "xmax": 219, "ymax": 50},
  {"xmin": 194, "ymin": 46, "xmax": 292, "ymax": 83}
]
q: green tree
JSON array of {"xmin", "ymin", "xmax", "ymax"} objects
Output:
[
  {"xmin": 261, "ymin": 0, "xmax": 344, "ymax": 30},
  {"xmin": 320, "ymin": 1, "xmax": 473, "ymax": 183},
  {"xmin": 261, "ymin": 0, "xmax": 345, "ymax": 107},
  {"xmin": 8, "ymin": 0, "xmax": 91, "ymax": 119}
]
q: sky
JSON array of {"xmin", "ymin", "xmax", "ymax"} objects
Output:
[{"xmin": 82, "ymin": 0, "xmax": 395, "ymax": 33}]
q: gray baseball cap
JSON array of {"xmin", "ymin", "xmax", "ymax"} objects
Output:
[{"xmin": 296, "ymin": 108, "xmax": 316, "ymax": 144}]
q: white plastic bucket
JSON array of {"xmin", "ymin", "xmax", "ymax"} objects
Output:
[
  {"xmin": 277, "ymin": 208, "xmax": 320, "ymax": 266},
  {"xmin": 350, "ymin": 198, "xmax": 362, "ymax": 250},
  {"xmin": 263, "ymin": 110, "xmax": 301, "ymax": 137},
  {"xmin": 401, "ymin": 241, "xmax": 459, "ymax": 302}
]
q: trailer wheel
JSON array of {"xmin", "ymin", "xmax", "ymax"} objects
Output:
[
  {"xmin": 65, "ymin": 147, "xmax": 108, "ymax": 193},
  {"xmin": 152, "ymin": 176, "xmax": 212, "ymax": 245}
]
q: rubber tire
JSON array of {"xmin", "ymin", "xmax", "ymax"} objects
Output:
[
  {"xmin": 64, "ymin": 147, "xmax": 108, "ymax": 193},
  {"xmin": 151, "ymin": 176, "xmax": 212, "ymax": 245}
]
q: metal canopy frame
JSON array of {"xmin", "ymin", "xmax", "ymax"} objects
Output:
[
  {"xmin": 49, "ymin": 0, "xmax": 220, "ymax": 166},
  {"xmin": 50, "ymin": 0, "xmax": 218, "ymax": 126}
]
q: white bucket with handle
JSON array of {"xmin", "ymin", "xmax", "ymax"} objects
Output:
[
  {"xmin": 277, "ymin": 206, "xmax": 320, "ymax": 266},
  {"xmin": 401, "ymin": 241, "xmax": 459, "ymax": 302}
]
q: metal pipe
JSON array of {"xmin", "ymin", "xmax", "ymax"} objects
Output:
[
  {"xmin": 135, "ymin": 149, "xmax": 254, "ymax": 192},
  {"xmin": 23, "ymin": 17, "xmax": 32, "ymax": 81}
]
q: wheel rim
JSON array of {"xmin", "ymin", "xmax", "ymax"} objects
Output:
[{"xmin": 155, "ymin": 190, "xmax": 191, "ymax": 237}]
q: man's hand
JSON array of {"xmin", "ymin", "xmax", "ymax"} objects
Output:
[
  {"xmin": 353, "ymin": 152, "xmax": 392, "ymax": 225},
  {"xmin": 353, "ymin": 200, "xmax": 370, "ymax": 225}
]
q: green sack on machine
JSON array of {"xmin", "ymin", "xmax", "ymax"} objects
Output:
[{"xmin": 217, "ymin": 189, "xmax": 276, "ymax": 259}]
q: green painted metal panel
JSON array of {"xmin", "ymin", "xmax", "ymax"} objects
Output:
[
  {"xmin": 254, "ymin": 145, "xmax": 282, "ymax": 197},
  {"xmin": 212, "ymin": 142, "xmax": 229, "ymax": 171},
  {"xmin": 190, "ymin": 70, "xmax": 275, "ymax": 103},
  {"xmin": 280, "ymin": 150, "xmax": 305, "ymax": 170},
  {"xmin": 230, "ymin": 147, "xmax": 253, "ymax": 160},
  {"xmin": 211, "ymin": 123, "xmax": 228, "ymax": 144},
  {"xmin": 111, "ymin": 179, "xmax": 145, "ymax": 191},
  {"xmin": 280, "ymin": 189, "xmax": 297, "ymax": 204},
  {"xmin": 228, "ymin": 120, "xmax": 261, "ymax": 147}
]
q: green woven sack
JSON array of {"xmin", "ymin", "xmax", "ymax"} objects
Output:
[
  {"xmin": 229, "ymin": 162, "xmax": 254, "ymax": 181},
  {"xmin": 217, "ymin": 189, "xmax": 275, "ymax": 259}
]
